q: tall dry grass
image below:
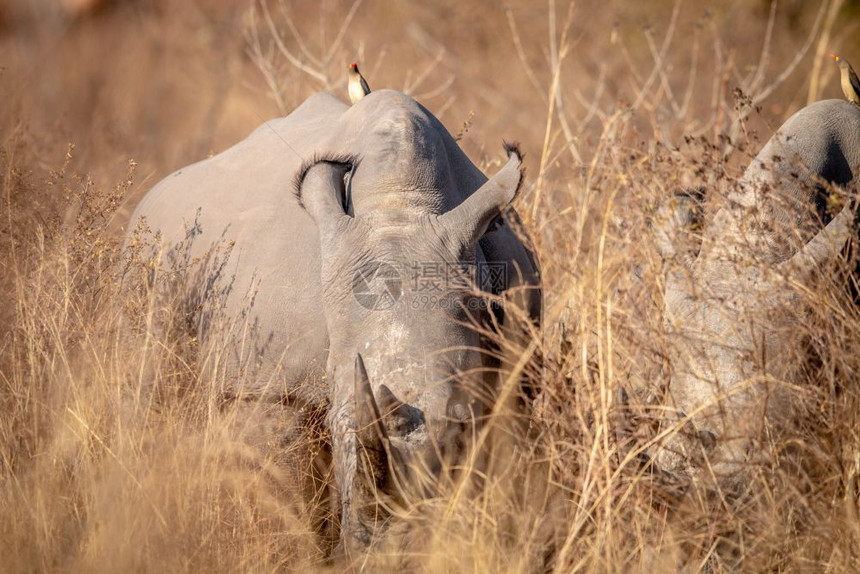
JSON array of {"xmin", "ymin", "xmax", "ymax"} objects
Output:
[{"xmin": 3, "ymin": 0, "xmax": 860, "ymax": 571}]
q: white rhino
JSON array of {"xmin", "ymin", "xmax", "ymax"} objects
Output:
[
  {"xmin": 127, "ymin": 89, "xmax": 541, "ymax": 551},
  {"xmin": 651, "ymin": 99, "xmax": 858, "ymax": 491}
]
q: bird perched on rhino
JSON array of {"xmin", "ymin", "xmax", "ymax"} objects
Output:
[
  {"xmin": 347, "ymin": 62, "xmax": 371, "ymax": 104},
  {"xmin": 830, "ymin": 54, "xmax": 860, "ymax": 106}
]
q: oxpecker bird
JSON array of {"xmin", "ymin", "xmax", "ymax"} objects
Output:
[
  {"xmin": 830, "ymin": 54, "xmax": 860, "ymax": 105},
  {"xmin": 348, "ymin": 62, "xmax": 371, "ymax": 104}
]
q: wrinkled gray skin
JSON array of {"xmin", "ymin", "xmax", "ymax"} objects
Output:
[
  {"xmin": 652, "ymin": 99, "xmax": 858, "ymax": 492},
  {"xmin": 128, "ymin": 89, "xmax": 540, "ymax": 552}
]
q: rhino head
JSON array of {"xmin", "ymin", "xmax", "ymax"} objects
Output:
[
  {"xmin": 649, "ymin": 100, "xmax": 859, "ymax": 493},
  {"xmin": 296, "ymin": 94, "xmax": 525, "ymax": 551},
  {"xmin": 655, "ymin": 200, "xmax": 852, "ymax": 489}
]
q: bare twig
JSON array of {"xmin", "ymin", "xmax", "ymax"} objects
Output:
[
  {"xmin": 643, "ymin": 28, "xmax": 680, "ymax": 116},
  {"xmin": 551, "ymin": 3, "xmax": 583, "ymax": 165},
  {"xmin": 745, "ymin": 0, "xmax": 778, "ymax": 97},
  {"xmin": 677, "ymin": 22, "xmax": 701, "ymax": 120},
  {"xmin": 260, "ymin": 0, "xmax": 328, "ymax": 86},
  {"xmin": 414, "ymin": 75, "xmax": 455, "ymax": 102},
  {"xmin": 404, "ymin": 49, "xmax": 446, "ymax": 95},
  {"xmin": 277, "ymin": 0, "xmax": 322, "ymax": 67},
  {"xmin": 322, "ymin": 0, "xmax": 364, "ymax": 67},
  {"xmin": 721, "ymin": 0, "xmax": 827, "ymax": 158},
  {"xmin": 807, "ymin": 0, "xmax": 846, "ymax": 104},
  {"xmin": 532, "ymin": 0, "xmax": 574, "ymax": 220},
  {"xmin": 569, "ymin": 66, "xmax": 609, "ymax": 128},
  {"xmin": 751, "ymin": 0, "xmax": 826, "ymax": 105},
  {"xmin": 504, "ymin": 5, "xmax": 548, "ymax": 103},
  {"xmin": 631, "ymin": 0, "xmax": 682, "ymax": 112},
  {"xmin": 245, "ymin": 9, "xmax": 288, "ymax": 112}
]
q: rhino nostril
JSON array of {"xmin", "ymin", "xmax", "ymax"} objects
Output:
[{"xmin": 675, "ymin": 412, "xmax": 717, "ymax": 454}]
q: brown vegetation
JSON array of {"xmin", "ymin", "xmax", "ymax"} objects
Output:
[{"xmin": 2, "ymin": 0, "xmax": 860, "ymax": 571}]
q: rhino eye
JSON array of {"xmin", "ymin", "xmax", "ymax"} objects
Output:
[{"xmin": 342, "ymin": 167, "xmax": 354, "ymax": 214}]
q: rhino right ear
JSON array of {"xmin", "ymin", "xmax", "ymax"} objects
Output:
[
  {"xmin": 297, "ymin": 161, "xmax": 352, "ymax": 238},
  {"xmin": 778, "ymin": 200, "xmax": 854, "ymax": 280},
  {"xmin": 438, "ymin": 143, "xmax": 524, "ymax": 246}
]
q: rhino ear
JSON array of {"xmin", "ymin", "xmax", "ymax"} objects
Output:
[
  {"xmin": 778, "ymin": 200, "xmax": 854, "ymax": 279},
  {"xmin": 438, "ymin": 143, "xmax": 524, "ymax": 246},
  {"xmin": 298, "ymin": 161, "xmax": 351, "ymax": 238}
]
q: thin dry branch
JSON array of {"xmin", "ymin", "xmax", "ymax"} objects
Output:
[
  {"xmin": 550, "ymin": 2, "xmax": 583, "ymax": 165},
  {"xmin": 504, "ymin": 5, "xmax": 549, "ymax": 104},
  {"xmin": 807, "ymin": 0, "xmax": 846, "ymax": 104},
  {"xmin": 260, "ymin": 0, "xmax": 329, "ymax": 87},
  {"xmin": 277, "ymin": 0, "xmax": 322, "ymax": 67},
  {"xmin": 630, "ymin": 0, "xmax": 682, "ymax": 112},
  {"xmin": 750, "ymin": 0, "xmax": 826, "ymax": 106},
  {"xmin": 403, "ymin": 49, "xmax": 446, "ymax": 95},
  {"xmin": 322, "ymin": 0, "xmax": 364, "ymax": 67},
  {"xmin": 720, "ymin": 0, "xmax": 826, "ymax": 157}
]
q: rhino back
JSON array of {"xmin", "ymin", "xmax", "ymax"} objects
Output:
[
  {"xmin": 742, "ymin": 99, "xmax": 860, "ymax": 199},
  {"xmin": 129, "ymin": 92, "xmax": 349, "ymax": 403}
]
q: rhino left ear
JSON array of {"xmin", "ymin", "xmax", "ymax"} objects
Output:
[
  {"xmin": 299, "ymin": 161, "xmax": 352, "ymax": 241},
  {"xmin": 438, "ymin": 143, "xmax": 524, "ymax": 246}
]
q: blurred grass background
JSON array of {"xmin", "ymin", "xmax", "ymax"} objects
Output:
[{"xmin": 3, "ymin": 0, "xmax": 855, "ymax": 207}]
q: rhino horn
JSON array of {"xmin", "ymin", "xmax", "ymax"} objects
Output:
[
  {"xmin": 438, "ymin": 143, "xmax": 524, "ymax": 246},
  {"xmin": 376, "ymin": 383, "xmax": 407, "ymax": 418},
  {"xmin": 354, "ymin": 355, "xmax": 406, "ymax": 490}
]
